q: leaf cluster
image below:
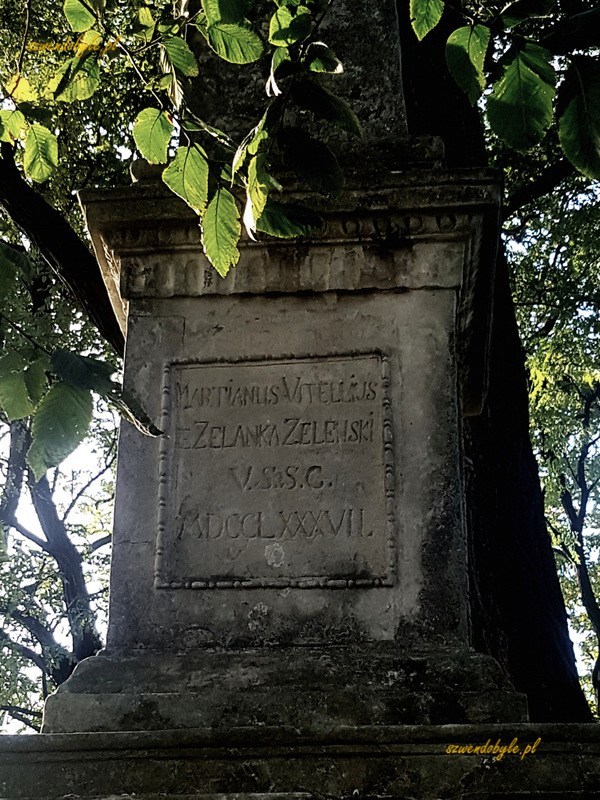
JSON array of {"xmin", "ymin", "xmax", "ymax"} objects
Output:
[{"xmin": 410, "ymin": 0, "xmax": 600, "ymax": 179}]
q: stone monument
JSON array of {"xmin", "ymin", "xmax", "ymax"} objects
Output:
[
  {"xmin": 2, "ymin": 1, "xmax": 600, "ymax": 797},
  {"xmin": 41, "ymin": 0, "xmax": 524, "ymax": 734}
]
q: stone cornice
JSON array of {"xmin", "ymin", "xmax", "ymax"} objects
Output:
[{"xmin": 81, "ymin": 169, "xmax": 501, "ymax": 413}]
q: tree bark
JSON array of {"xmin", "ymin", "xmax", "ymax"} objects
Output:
[
  {"xmin": 0, "ymin": 144, "xmax": 124, "ymax": 357},
  {"xmin": 397, "ymin": 2, "xmax": 593, "ymax": 721}
]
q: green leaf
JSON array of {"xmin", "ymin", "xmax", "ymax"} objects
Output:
[
  {"xmin": 0, "ymin": 110, "xmax": 27, "ymax": 143},
  {"xmin": 0, "ymin": 255, "xmax": 17, "ymax": 305},
  {"xmin": 502, "ymin": 0, "xmax": 554, "ymax": 27},
  {"xmin": 269, "ymin": 5, "xmax": 311, "ymax": 46},
  {"xmin": 105, "ymin": 386, "xmax": 162, "ymax": 437},
  {"xmin": 292, "ymin": 79, "xmax": 362, "ymax": 138},
  {"xmin": 266, "ymin": 46, "xmax": 290, "ymax": 96},
  {"xmin": 304, "ymin": 42, "xmax": 343, "ymax": 74},
  {"xmin": 23, "ymin": 124, "xmax": 59, "ymax": 183},
  {"xmin": 558, "ymin": 58, "xmax": 600, "ymax": 180},
  {"xmin": 256, "ymin": 200, "xmax": 322, "ymax": 238},
  {"xmin": 5, "ymin": 74, "xmax": 38, "ymax": 103},
  {"xmin": 243, "ymin": 153, "xmax": 274, "ymax": 236},
  {"xmin": 162, "ymin": 146, "xmax": 209, "ymax": 213},
  {"xmin": 133, "ymin": 6, "xmax": 155, "ymax": 41},
  {"xmin": 27, "ymin": 382, "xmax": 93, "ymax": 480},
  {"xmin": 63, "ymin": 0, "xmax": 96, "ymax": 32},
  {"xmin": 446, "ymin": 25, "xmax": 490, "ymax": 105},
  {"xmin": 24, "ymin": 356, "xmax": 50, "ymax": 406},
  {"xmin": 410, "ymin": 0, "xmax": 444, "ymax": 41},
  {"xmin": 16, "ymin": 103, "xmax": 52, "ymax": 126},
  {"xmin": 162, "ymin": 36, "xmax": 199, "ymax": 77},
  {"xmin": 201, "ymin": 0, "xmax": 250, "ymax": 24},
  {"xmin": 487, "ymin": 44, "xmax": 556, "ymax": 151},
  {"xmin": 232, "ymin": 103, "xmax": 282, "ymax": 179},
  {"xmin": 279, "ymin": 128, "xmax": 343, "ymax": 195},
  {"xmin": 206, "ymin": 21, "xmax": 264, "ymax": 64},
  {"xmin": 50, "ymin": 349, "xmax": 116, "ymax": 394},
  {"xmin": 181, "ymin": 116, "xmax": 236, "ymax": 149},
  {"xmin": 0, "ymin": 352, "xmax": 34, "ymax": 420},
  {"xmin": 132, "ymin": 108, "xmax": 173, "ymax": 164},
  {"xmin": 201, "ymin": 187, "xmax": 241, "ymax": 276},
  {"xmin": 48, "ymin": 54, "xmax": 100, "ymax": 102},
  {"xmin": 0, "ymin": 241, "xmax": 35, "ymax": 283}
]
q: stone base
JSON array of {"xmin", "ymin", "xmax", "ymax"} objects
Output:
[
  {"xmin": 2, "ymin": 724, "xmax": 600, "ymax": 799},
  {"xmin": 42, "ymin": 645, "xmax": 527, "ymax": 732}
]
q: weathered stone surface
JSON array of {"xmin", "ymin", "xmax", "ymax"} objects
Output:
[
  {"xmin": 43, "ymin": 646, "xmax": 527, "ymax": 733},
  {"xmin": 36, "ymin": 169, "xmax": 521, "ymax": 734},
  {"xmin": 2, "ymin": 724, "xmax": 600, "ymax": 799},
  {"xmin": 187, "ymin": 0, "xmax": 408, "ymax": 160},
  {"xmin": 156, "ymin": 353, "xmax": 395, "ymax": 590}
]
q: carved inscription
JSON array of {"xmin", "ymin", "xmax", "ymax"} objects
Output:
[{"xmin": 155, "ymin": 355, "xmax": 395, "ymax": 589}]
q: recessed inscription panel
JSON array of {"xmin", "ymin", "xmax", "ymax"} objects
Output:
[{"xmin": 155, "ymin": 354, "xmax": 395, "ymax": 589}]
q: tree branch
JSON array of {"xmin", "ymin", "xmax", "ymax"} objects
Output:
[
  {"xmin": 90, "ymin": 534, "xmax": 111, "ymax": 552},
  {"xmin": 0, "ymin": 629, "xmax": 46, "ymax": 673},
  {"xmin": 28, "ymin": 476, "xmax": 102, "ymax": 661},
  {"xmin": 7, "ymin": 610, "xmax": 73, "ymax": 685},
  {"xmin": 0, "ymin": 143, "xmax": 124, "ymax": 356},
  {"xmin": 503, "ymin": 159, "xmax": 576, "ymax": 219},
  {"xmin": 0, "ymin": 705, "xmax": 41, "ymax": 732},
  {"xmin": 0, "ymin": 514, "xmax": 53, "ymax": 555},
  {"xmin": 61, "ymin": 453, "xmax": 116, "ymax": 523},
  {"xmin": 541, "ymin": 8, "xmax": 600, "ymax": 54}
]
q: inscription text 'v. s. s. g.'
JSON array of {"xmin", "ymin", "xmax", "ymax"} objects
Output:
[{"xmin": 155, "ymin": 354, "xmax": 395, "ymax": 590}]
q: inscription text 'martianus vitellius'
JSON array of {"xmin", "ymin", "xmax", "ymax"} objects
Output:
[{"xmin": 155, "ymin": 354, "xmax": 395, "ymax": 589}]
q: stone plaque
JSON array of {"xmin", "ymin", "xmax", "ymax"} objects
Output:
[{"xmin": 155, "ymin": 354, "xmax": 395, "ymax": 589}]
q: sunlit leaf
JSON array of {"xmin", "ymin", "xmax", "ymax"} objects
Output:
[
  {"xmin": 410, "ymin": 0, "xmax": 444, "ymax": 41},
  {"xmin": 5, "ymin": 74, "xmax": 37, "ymax": 103},
  {"xmin": 23, "ymin": 125, "xmax": 59, "ymax": 183},
  {"xmin": 304, "ymin": 42, "xmax": 343, "ymax": 74},
  {"xmin": 63, "ymin": 0, "xmax": 96, "ymax": 32},
  {"xmin": 133, "ymin": 6, "xmax": 155, "ymax": 41},
  {"xmin": 132, "ymin": 108, "xmax": 173, "ymax": 164},
  {"xmin": 0, "ymin": 110, "xmax": 27, "ymax": 143},
  {"xmin": 201, "ymin": 187, "xmax": 241, "ymax": 276},
  {"xmin": 162, "ymin": 146, "xmax": 209, "ymax": 213},
  {"xmin": 48, "ymin": 54, "xmax": 100, "ymax": 102},
  {"xmin": 445, "ymin": 25, "xmax": 490, "ymax": 105},
  {"xmin": 487, "ymin": 44, "xmax": 555, "ymax": 151},
  {"xmin": 201, "ymin": 0, "xmax": 249, "ymax": 24},
  {"xmin": 269, "ymin": 5, "xmax": 311, "ymax": 46},
  {"xmin": 162, "ymin": 36, "xmax": 199, "ymax": 77},
  {"xmin": 206, "ymin": 22, "xmax": 263, "ymax": 64}
]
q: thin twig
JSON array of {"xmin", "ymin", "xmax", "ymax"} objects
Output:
[
  {"xmin": 17, "ymin": 0, "xmax": 32, "ymax": 73},
  {"xmin": 0, "ymin": 312, "xmax": 52, "ymax": 356}
]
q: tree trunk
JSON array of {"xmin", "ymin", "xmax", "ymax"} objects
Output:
[{"xmin": 397, "ymin": 2, "xmax": 592, "ymax": 721}]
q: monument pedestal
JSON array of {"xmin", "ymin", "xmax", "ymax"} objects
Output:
[
  {"xmin": 43, "ymin": 645, "xmax": 526, "ymax": 733},
  {"xmin": 37, "ymin": 170, "xmax": 528, "ymax": 735},
  {"xmin": 2, "ymin": 724, "xmax": 600, "ymax": 800}
]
